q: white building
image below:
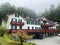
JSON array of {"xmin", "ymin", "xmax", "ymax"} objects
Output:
[
  {"xmin": 2, "ymin": 13, "xmax": 41, "ymax": 30},
  {"xmin": 2, "ymin": 13, "xmax": 59, "ymax": 30}
]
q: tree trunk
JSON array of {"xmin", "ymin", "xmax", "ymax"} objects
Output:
[
  {"xmin": 20, "ymin": 38, "xmax": 25, "ymax": 45},
  {"xmin": 20, "ymin": 41, "xmax": 24, "ymax": 45}
]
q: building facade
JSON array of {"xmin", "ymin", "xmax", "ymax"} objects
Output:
[
  {"xmin": 2, "ymin": 13, "xmax": 59, "ymax": 30},
  {"xmin": 2, "ymin": 13, "xmax": 41, "ymax": 30}
]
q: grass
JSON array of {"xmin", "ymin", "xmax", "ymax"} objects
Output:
[
  {"xmin": 24, "ymin": 43, "xmax": 36, "ymax": 45},
  {"xmin": 0, "ymin": 33, "xmax": 20, "ymax": 45},
  {"xmin": 0, "ymin": 33, "xmax": 36, "ymax": 45}
]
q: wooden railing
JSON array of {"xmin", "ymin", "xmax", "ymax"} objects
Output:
[
  {"xmin": 7, "ymin": 29, "xmax": 60, "ymax": 33},
  {"xmin": 10, "ymin": 21, "xmax": 24, "ymax": 26}
]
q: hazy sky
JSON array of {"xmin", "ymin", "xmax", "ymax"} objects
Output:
[{"xmin": 0, "ymin": 0, "xmax": 60, "ymax": 13}]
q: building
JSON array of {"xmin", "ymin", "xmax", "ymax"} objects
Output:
[
  {"xmin": 2, "ymin": 13, "xmax": 59, "ymax": 31},
  {"xmin": 2, "ymin": 13, "xmax": 41, "ymax": 30}
]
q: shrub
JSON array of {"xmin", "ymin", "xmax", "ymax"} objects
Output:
[{"xmin": 0, "ymin": 27, "xmax": 6, "ymax": 37}]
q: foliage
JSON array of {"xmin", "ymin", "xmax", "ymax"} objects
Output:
[
  {"xmin": 0, "ymin": 32, "xmax": 35, "ymax": 45},
  {"xmin": 0, "ymin": 30, "xmax": 35, "ymax": 45},
  {"xmin": 17, "ymin": 7, "xmax": 37, "ymax": 18},
  {"xmin": 57, "ymin": 24, "xmax": 60, "ymax": 30},
  {"xmin": 17, "ymin": 30, "xmax": 32, "ymax": 45},
  {"xmin": 0, "ymin": 2, "xmax": 37, "ymax": 24},
  {"xmin": 0, "ymin": 2, "xmax": 16, "ymax": 23},
  {"xmin": 0, "ymin": 27, "xmax": 6, "ymax": 37},
  {"xmin": 40, "ymin": 4, "xmax": 60, "ymax": 22},
  {"xmin": 0, "ymin": 2, "xmax": 16, "ymax": 19},
  {"xmin": 0, "ymin": 33, "xmax": 20, "ymax": 45}
]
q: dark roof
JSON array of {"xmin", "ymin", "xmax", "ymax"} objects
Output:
[
  {"xmin": 25, "ymin": 18, "xmax": 40, "ymax": 22},
  {"xmin": 47, "ymin": 20, "xmax": 55, "ymax": 26}
]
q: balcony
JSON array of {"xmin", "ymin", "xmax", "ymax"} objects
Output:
[
  {"xmin": 10, "ymin": 21, "xmax": 24, "ymax": 26},
  {"xmin": 41, "ymin": 24, "xmax": 52, "ymax": 28}
]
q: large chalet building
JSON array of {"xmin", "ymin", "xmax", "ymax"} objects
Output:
[{"xmin": 2, "ymin": 13, "xmax": 59, "ymax": 31}]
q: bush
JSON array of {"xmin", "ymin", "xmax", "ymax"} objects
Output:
[{"xmin": 0, "ymin": 27, "xmax": 6, "ymax": 37}]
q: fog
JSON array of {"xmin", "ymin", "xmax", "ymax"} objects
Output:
[{"xmin": 0, "ymin": 0, "xmax": 60, "ymax": 13}]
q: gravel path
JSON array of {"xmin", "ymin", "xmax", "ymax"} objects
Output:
[{"xmin": 27, "ymin": 36, "xmax": 60, "ymax": 45}]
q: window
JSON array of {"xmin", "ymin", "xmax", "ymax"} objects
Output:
[
  {"xmin": 39, "ymin": 27, "xmax": 41, "ymax": 30},
  {"xmin": 32, "ymin": 27, "xmax": 34, "ymax": 30},
  {"xmin": 18, "ymin": 19, "xmax": 22, "ymax": 22},
  {"xmin": 38, "ymin": 22, "xmax": 40, "ymax": 25},
  {"xmin": 35, "ymin": 27, "xmax": 37, "ymax": 30},
  {"xmin": 15, "ymin": 13, "xmax": 19, "ymax": 17},
  {"xmin": 27, "ymin": 21, "xmax": 28, "ymax": 24},
  {"xmin": 21, "ymin": 20, "xmax": 22, "ymax": 22},
  {"xmin": 16, "ymin": 19, "xmax": 17, "ymax": 22},
  {"xmin": 11, "ymin": 18, "xmax": 13, "ymax": 21},
  {"xmin": 11, "ymin": 18, "xmax": 17, "ymax": 22},
  {"xmin": 35, "ymin": 27, "xmax": 38, "ymax": 30},
  {"xmin": 19, "ymin": 26, "xmax": 22, "ymax": 29},
  {"xmin": 28, "ymin": 26, "xmax": 30, "ymax": 30},
  {"xmin": 11, "ymin": 25, "xmax": 17, "ymax": 29},
  {"xmin": 27, "ymin": 21, "xmax": 30, "ymax": 24},
  {"xmin": 31, "ymin": 21, "xmax": 34, "ymax": 25},
  {"xmin": 35, "ymin": 22, "xmax": 37, "ymax": 25},
  {"xmin": 35, "ymin": 27, "xmax": 41, "ymax": 30},
  {"xmin": 35, "ymin": 21, "xmax": 40, "ymax": 25}
]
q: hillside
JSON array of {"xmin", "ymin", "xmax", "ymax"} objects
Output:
[
  {"xmin": 0, "ymin": 33, "xmax": 20, "ymax": 45},
  {"xmin": 0, "ymin": 32, "xmax": 35, "ymax": 45}
]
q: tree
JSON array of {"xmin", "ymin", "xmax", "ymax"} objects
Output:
[
  {"xmin": 0, "ymin": 2, "xmax": 16, "ymax": 25},
  {"xmin": 40, "ymin": 4, "xmax": 60, "ymax": 22},
  {"xmin": 0, "ymin": 2, "xmax": 37, "ymax": 26},
  {"xmin": 0, "ymin": 2, "xmax": 37, "ymax": 25},
  {"xmin": 17, "ymin": 30, "xmax": 32, "ymax": 45},
  {"xmin": 17, "ymin": 7, "xmax": 37, "ymax": 18}
]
